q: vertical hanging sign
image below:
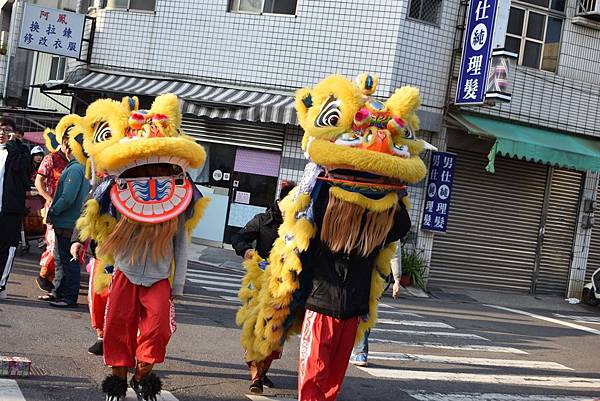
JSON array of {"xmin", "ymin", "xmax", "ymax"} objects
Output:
[
  {"xmin": 455, "ymin": 0, "xmax": 499, "ymax": 105},
  {"xmin": 422, "ymin": 152, "xmax": 457, "ymax": 233}
]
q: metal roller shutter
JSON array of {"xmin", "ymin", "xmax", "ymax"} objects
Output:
[
  {"xmin": 429, "ymin": 149, "xmax": 547, "ymax": 292},
  {"xmin": 535, "ymin": 169, "xmax": 583, "ymax": 293},
  {"xmin": 181, "ymin": 115, "xmax": 285, "ymax": 152}
]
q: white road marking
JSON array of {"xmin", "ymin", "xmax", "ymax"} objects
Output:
[
  {"xmin": 186, "ymin": 272, "xmax": 242, "ymax": 283},
  {"xmin": 369, "ymin": 338, "xmax": 528, "ymax": 354},
  {"xmin": 0, "ymin": 379, "xmax": 25, "ymax": 401},
  {"xmin": 187, "ymin": 278, "xmax": 241, "ymax": 288},
  {"xmin": 125, "ymin": 388, "xmax": 178, "ymax": 400},
  {"xmin": 246, "ymin": 395, "xmax": 296, "ymax": 401},
  {"xmin": 379, "ymin": 303, "xmax": 394, "ymax": 308},
  {"xmin": 553, "ymin": 314, "xmax": 600, "ymax": 325},
  {"xmin": 367, "ymin": 351, "xmax": 573, "ymax": 370},
  {"xmin": 485, "ymin": 305, "xmax": 600, "ymax": 336},
  {"xmin": 359, "ymin": 368, "xmax": 600, "ymax": 389},
  {"xmin": 406, "ymin": 391, "xmax": 597, "ymax": 401},
  {"xmin": 371, "ymin": 327, "xmax": 489, "ymax": 341},
  {"xmin": 378, "ymin": 318, "xmax": 454, "ymax": 329},
  {"xmin": 221, "ymin": 296, "xmax": 241, "ymax": 302},
  {"xmin": 186, "ymin": 269, "xmax": 243, "ymax": 279},
  {"xmin": 379, "ymin": 310, "xmax": 424, "ymax": 318},
  {"xmin": 196, "ymin": 286, "xmax": 240, "ymax": 295}
]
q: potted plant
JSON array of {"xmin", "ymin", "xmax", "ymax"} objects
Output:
[{"xmin": 400, "ymin": 249, "xmax": 427, "ymax": 289}]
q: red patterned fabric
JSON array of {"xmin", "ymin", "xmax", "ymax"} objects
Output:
[{"xmin": 37, "ymin": 151, "xmax": 68, "ymax": 198}]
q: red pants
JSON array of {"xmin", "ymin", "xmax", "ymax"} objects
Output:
[
  {"xmin": 103, "ymin": 270, "xmax": 175, "ymax": 368},
  {"xmin": 39, "ymin": 224, "xmax": 55, "ymax": 281},
  {"xmin": 87, "ymin": 259, "xmax": 109, "ymax": 334},
  {"xmin": 298, "ymin": 310, "xmax": 360, "ymax": 401}
]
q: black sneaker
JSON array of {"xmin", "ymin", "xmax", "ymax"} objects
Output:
[
  {"xmin": 262, "ymin": 375, "xmax": 275, "ymax": 388},
  {"xmin": 130, "ymin": 376, "xmax": 143, "ymax": 401},
  {"xmin": 88, "ymin": 339, "xmax": 103, "ymax": 356},
  {"xmin": 36, "ymin": 276, "xmax": 54, "ymax": 292},
  {"xmin": 249, "ymin": 378, "xmax": 263, "ymax": 394}
]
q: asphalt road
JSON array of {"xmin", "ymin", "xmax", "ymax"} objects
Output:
[{"xmin": 1, "ymin": 253, "xmax": 600, "ymax": 401}]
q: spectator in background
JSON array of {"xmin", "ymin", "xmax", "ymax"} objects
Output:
[
  {"xmin": 0, "ymin": 118, "xmax": 31, "ymax": 299},
  {"xmin": 45, "ymin": 142, "xmax": 90, "ymax": 308},
  {"xmin": 30, "ymin": 145, "xmax": 44, "ymax": 185},
  {"xmin": 35, "ymin": 135, "xmax": 69, "ymax": 293},
  {"xmin": 231, "ymin": 180, "xmax": 296, "ymax": 394}
]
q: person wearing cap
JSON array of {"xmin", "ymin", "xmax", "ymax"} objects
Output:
[
  {"xmin": 0, "ymin": 117, "xmax": 30, "ymax": 299},
  {"xmin": 30, "ymin": 146, "xmax": 44, "ymax": 185}
]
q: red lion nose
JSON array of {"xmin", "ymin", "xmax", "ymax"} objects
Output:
[{"xmin": 364, "ymin": 130, "xmax": 394, "ymax": 155}]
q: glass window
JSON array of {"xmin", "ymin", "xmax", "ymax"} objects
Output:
[
  {"xmin": 522, "ymin": 41, "xmax": 542, "ymax": 68},
  {"xmin": 550, "ymin": 0, "xmax": 565, "ymax": 11},
  {"xmin": 507, "ymin": 7, "xmax": 525, "ymax": 35},
  {"xmin": 49, "ymin": 56, "xmax": 66, "ymax": 81},
  {"xmin": 505, "ymin": 6, "xmax": 563, "ymax": 73},
  {"xmin": 526, "ymin": 12, "xmax": 545, "ymax": 40},
  {"xmin": 105, "ymin": 0, "xmax": 155, "ymax": 11},
  {"xmin": 541, "ymin": 17, "xmax": 562, "ymax": 72},
  {"xmin": 407, "ymin": 0, "xmax": 443, "ymax": 24},
  {"xmin": 230, "ymin": 0, "xmax": 298, "ymax": 15}
]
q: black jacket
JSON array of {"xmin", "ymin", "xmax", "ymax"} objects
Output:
[
  {"xmin": 1, "ymin": 140, "xmax": 30, "ymax": 215},
  {"xmin": 231, "ymin": 204, "xmax": 283, "ymax": 260},
  {"xmin": 302, "ymin": 183, "xmax": 411, "ymax": 319}
]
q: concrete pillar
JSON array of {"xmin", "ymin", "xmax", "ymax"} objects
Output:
[{"xmin": 567, "ymin": 171, "xmax": 599, "ymax": 298}]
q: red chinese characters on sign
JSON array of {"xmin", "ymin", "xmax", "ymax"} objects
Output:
[
  {"xmin": 57, "ymin": 13, "xmax": 67, "ymax": 24},
  {"xmin": 39, "ymin": 11, "xmax": 49, "ymax": 20}
]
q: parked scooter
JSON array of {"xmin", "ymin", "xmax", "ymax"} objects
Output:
[{"xmin": 582, "ymin": 268, "xmax": 600, "ymax": 306}]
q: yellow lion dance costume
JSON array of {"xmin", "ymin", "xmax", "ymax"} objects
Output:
[
  {"xmin": 75, "ymin": 94, "xmax": 208, "ymax": 401},
  {"xmin": 237, "ymin": 74, "xmax": 428, "ymax": 399}
]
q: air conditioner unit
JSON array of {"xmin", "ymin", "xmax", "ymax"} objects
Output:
[{"xmin": 573, "ymin": 0, "xmax": 600, "ymax": 29}]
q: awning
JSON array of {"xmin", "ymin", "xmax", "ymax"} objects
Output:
[
  {"xmin": 67, "ymin": 71, "xmax": 297, "ymax": 125},
  {"xmin": 450, "ymin": 112, "xmax": 600, "ymax": 173}
]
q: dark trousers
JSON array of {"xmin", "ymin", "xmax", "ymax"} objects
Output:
[
  {"xmin": 0, "ymin": 213, "xmax": 21, "ymax": 291},
  {"xmin": 52, "ymin": 231, "xmax": 81, "ymax": 304}
]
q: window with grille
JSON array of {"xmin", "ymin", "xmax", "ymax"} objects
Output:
[
  {"xmin": 408, "ymin": 0, "xmax": 443, "ymax": 24},
  {"xmin": 505, "ymin": 0, "xmax": 564, "ymax": 73},
  {"xmin": 229, "ymin": 0, "xmax": 298, "ymax": 15},
  {"xmin": 105, "ymin": 0, "xmax": 156, "ymax": 11}
]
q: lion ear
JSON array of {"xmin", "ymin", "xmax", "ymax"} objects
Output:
[
  {"xmin": 43, "ymin": 128, "xmax": 59, "ymax": 152},
  {"xmin": 295, "ymin": 87, "xmax": 313, "ymax": 127},
  {"xmin": 386, "ymin": 86, "xmax": 421, "ymax": 116}
]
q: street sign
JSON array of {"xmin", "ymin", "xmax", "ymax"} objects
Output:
[
  {"xmin": 18, "ymin": 3, "xmax": 85, "ymax": 59},
  {"xmin": 421, "ymin": 151, "xmax": 457, "ymax": 233},
  {"xmin": 455, "ymin": 0, "xmax": 499, "ymax": 105}
]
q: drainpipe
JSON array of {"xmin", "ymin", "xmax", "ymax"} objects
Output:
[{"xmin": 2, "ymin": 0, "xmax": 18, "ymax": 105}]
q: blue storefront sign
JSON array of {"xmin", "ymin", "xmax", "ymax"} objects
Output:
[
  {"xmin": 455, "ymin": 0, "xmax": 499, "ymax": 105},
  {"xmin": 421, "ymin": 152, "xmax": 457, "ymax": 233}
]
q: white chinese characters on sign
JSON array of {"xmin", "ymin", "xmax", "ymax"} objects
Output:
[
  {"xmin": 18, "ymin": 4, "xmax": 85, "ymax": 59},
  {"xmin": 422, "ymin": 152, "xmax": 456, "ymax": 233}
]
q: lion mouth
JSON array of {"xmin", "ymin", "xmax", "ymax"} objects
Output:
[{"xmin": 110, "ymin": 156, "xmax": 189, "ymax": 178}]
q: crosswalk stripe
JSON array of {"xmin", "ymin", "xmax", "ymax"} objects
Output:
[
  {"xmin": 369, "ymin": 338, "xmax": 528, "ymax": 354},
  {"xmin": 553, "ymin": 314, "xmax": 600, "ymax": 325},
  {"xmin": 485, "ymin": 305, "xmax": 600, "ymax": 336},
  {"xmin": 379, "ymin": 310, "xmax": 424, "ymax": 318},
  {"xmin": 196, "ymin": 286, "xmax": 240, "ymax": 295},
  {"xmin": 406, "ymin": 391, "xmax": 596, "ymax": 401},
  {"xmin": 221, "ymin": 296, "xmax": 240, "ymax": 302},
  {"xmin": 372, "ymin": 327, "xmax": 489, "ymax": 341},
  {"xmin": 125, "ymin": 388, "xmax": 178, "ymax": 400},
  {"xmin": 187, "ymin": 278, "xmax": 241, "ymax": 288},
  {"xmin": 358, "ymin": 368, "xmax": 600, "ymax": 389},
  {"xmin": 0, "ymin": 379, "xmax": 26, "ymax": 401},
  {"xmin": 246, "ymin": 395, "xmax": 296, "ymax": 401},
  {"xmin": 186, "ymin": 272, "xmax": 242, "ymax": 283},
  {"xmin": 187, "ymin": 269, "xmax": 244, "ymax": 279},
  {"xmin": 378, "ymin": 318, "xmax": 454, "ymax": 329},
  {"xmin": 367, "ymin": 351, "xmax": 573, "ymax": 370}
]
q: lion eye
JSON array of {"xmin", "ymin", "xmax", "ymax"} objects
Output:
[
  {"xmin": 315, "ymin": 96, "xmax": 341, "ymax": 127},
  {"xmin": 93, "ymin": 121, "xmax": 112, "ymax": 143},
  {"xmin": 404, "ymin": 126, "xmax": 415, "ymax": 140}
]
